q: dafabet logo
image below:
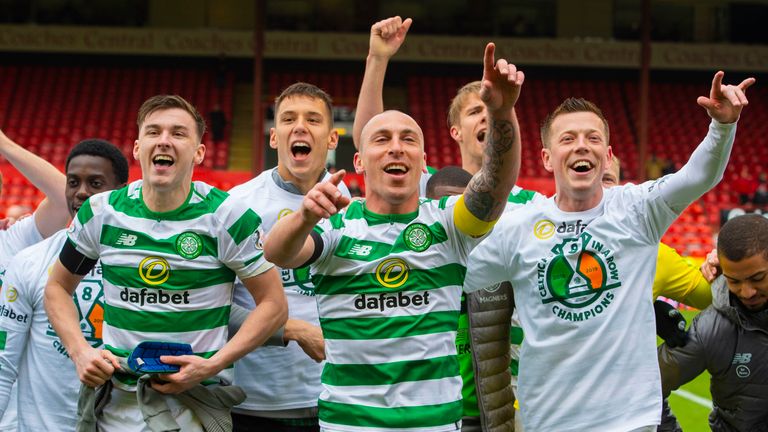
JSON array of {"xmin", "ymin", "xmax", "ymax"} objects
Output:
[{"xmin": 537, "ymin": 232, "xmax": 622, "ymax": 322}]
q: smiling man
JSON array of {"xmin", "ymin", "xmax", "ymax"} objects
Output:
[
  {"xmin": 264, "ymin": 43, "xmax": 523, "ymax": 432},
  {"xmin": 228, "ymin": 83, "xmax": 350, "ymax": 432},
  {"xmin": 658, "ymin": 214, "xmax": 768, "ymax": 432},
  {"xmin": 44, "ymin": 95, "xmax": 287, "ymax": 431},
  {"xmin": 0, "ymin": 139, "xmax": 128, "ymax": 432},
  {"xmin": 464, "ymin": 73, "xmax": 754, "ymax": 431}
]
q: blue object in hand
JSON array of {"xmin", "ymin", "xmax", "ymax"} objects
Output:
[{"xmin": 127, "ymin": 341, "xmax": 194, "ymax": 374}]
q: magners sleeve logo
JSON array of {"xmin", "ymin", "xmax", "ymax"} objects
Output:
[{"xmin": 537, "ymin": 232, "xmax": 621, "ymax": 322}]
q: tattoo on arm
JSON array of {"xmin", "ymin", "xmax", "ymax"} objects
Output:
[{"xmin": 465, "ymin": 119, "xmax": 516, "ymax": 221}]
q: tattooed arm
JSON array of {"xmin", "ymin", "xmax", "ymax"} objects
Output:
[{"xmin": 459, "ymin": 43, "xmax": 524, "ymax": 231}]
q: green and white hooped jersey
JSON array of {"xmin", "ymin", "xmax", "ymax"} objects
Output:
[
  {"xmin": 228, "ymin": 168, "xmax": 351, "ymax": 412},
  {"xmin": 67, "ymin": 180, "xmax": 272, "ymax": 389},
  {"xmin": 311, "ymin": 198, "xmax": 482, "ymax": 432}
]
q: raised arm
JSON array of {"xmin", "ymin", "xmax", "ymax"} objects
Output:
[
  {"xmin": 659, "ymin": 72, "xmax": 755, "ymax": 213},
  {"xmin": 462, "ymin": 43, "xmax": 523, "ymax": 224},
  {"xmin": 352, "ymin": 16, "xmax": 412, "ymax": 150},
  {"xmin": 0, "ymin": 129, "xmax": 68, "ymax": 238},
  {"xmin": 264, "ymin": 170, "xmax": 350, "ymax": 268}
]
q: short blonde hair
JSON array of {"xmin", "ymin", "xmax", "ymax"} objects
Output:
[{"xmin": 447, "ymin": 81, "xmax": 482, "ymax": 128}]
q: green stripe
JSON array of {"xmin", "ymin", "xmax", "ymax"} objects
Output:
[
  {"xmin": 227, "ymin": 209, "xmax": 262, "ymax": 245},
  {"xmin": 508, "ymin": 189, "xmax": 537, "ymax": 204},
  {"xmin": 321, "ymin": 311, "xmax": 458, "ymax": 340},
  {"xmin": 243, "ymin": 252, "xmax": 265, "ymax": 267},
  {"xmin": 104, "ymin": 304, "xmax": 230, "ymax": 332},
  {"xmin": 313, "ymin": 263, "xmax": 465, "ymax": 295},
  {"xmin": 426, "ymin": 165, "xmax": 438, "ymax": 174},
  {"xmin": 103, "ymin": 264, "xmax": 235, "ymax": 290},
  {"xmin": 333, "ymin": 222, "xmax": 448, "ymax": 262},
  {"xmin": 343, "ymin": 201, "xmax": 419, "ymax": 226},
  {"xmin": 439, "ymin": 195, "xmax": 450, "ymax": 210},
  {"xmin": 76, "ymin": 198, "xmax": 95, "ymax": 226},
  {"xmin": 108, "ymin": 185, "xmax": 228, "ymax": 221},
  {"xmin": 100, "ymin": 225, "xmax": 218, "ymax": 257},
  {"xmin": 510, "ymin": 358, "xmax": 519, "ymax": 376},
  {"xmin": 319, "ymin": 398, "xmax": 462, "ymax": 428},
  {"xmin": 510, "ymin": 326, "xmax": 524, "ymax": 345},
  {"xmin": 322, "ymin": 355, "xmax": 458, "ymax": 387},
  {"xmin": 0, "ymin": 331, "xmax": 6, "ymax": 350},
  {"xmin": 329, "ymin": 213, "xmax": 345, "ymax": 229}
]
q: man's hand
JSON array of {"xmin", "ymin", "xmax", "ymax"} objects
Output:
[
  {"xmin": 700, "ymin": 247, "xmax": 721, "ymax": 283},
  {"xmin": 479, "ymin": 43, "xmax": 525, "ymax": 116},
  {"xmin": 72, "ymin": 347, "xmax": 120, "ymax": 388},
  {"xmin": 301, "ymin": 170, "xmax": 351, "ymax": 223},
  {"xmin": 697, "ymin": 71, "xmax": 755, "ymax": 124},
  {"xmin": 369, "ymin": 16, "xmax": 412, "ymax": 60},
  {"xmin": 654, "ymin": 300, "xmax": 688, "ymax": 348},
  {"xmin": 285, "ymin": 319, "xmax": 325, "ymax": 362},
  {"xmin": 151, "ymin": 355, "xmax": 217, "ymax": 394}
]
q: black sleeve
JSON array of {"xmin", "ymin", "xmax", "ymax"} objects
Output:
[
  {"xmin": 59, "ymin": 240, "xmax": 98, "ymax": 275},
  {"xmin": 297, "ymin": 230, "xmax": 324, "ymax": 269}
]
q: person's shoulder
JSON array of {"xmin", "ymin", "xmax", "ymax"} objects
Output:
[{"xmin": 227, "ymin": 169, "xmax": 272, "ymax": 197}]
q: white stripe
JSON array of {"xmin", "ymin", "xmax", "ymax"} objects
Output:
[
  {"xmin": 103, "ymin": 324, "xmax": 228, "ymax": 353},
  {"xmin": 317, "ymin": 286, "xmax": 461, "ymax": 319},
  {"xmin": 104, "ymin": 283, "xmax": 233, "ymax": 312},
  {"xmin": 671, "ymin": 389, "xmax": 712, "ymax": 408},
  {"xmin": 325, "ymin": 331, "xmax": 456, "ymax": 364},
  {"xmin": 321, "ymin": 376, "xmax": 462, "ymax": 408}
]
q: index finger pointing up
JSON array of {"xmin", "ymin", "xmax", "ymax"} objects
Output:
[
  {"xmin": 329, "ymin": 169, "xmax": 346, "ymax": 186},
  {"xmin": 483, "ymin": 43, "xmax": 496, "ymax": 77}
]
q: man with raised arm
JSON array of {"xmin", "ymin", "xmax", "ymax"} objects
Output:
[
  {"xmin": 44, "ymin": 95, "xmax": 287, "ymax": 431},
  {"xmin": 464, "ymin": 73, "xmax": 754, "ymax": 431},
  {"xmin": 0, "ymin": 139, "xmax": 128, "ymax": 432},
  {"xmin": 264, "ymin": 43, "xmax": 522, "ymax": 432},
  {"xmin": 0, "ymin": 127, "xmax": 71, "ymax": 431}
]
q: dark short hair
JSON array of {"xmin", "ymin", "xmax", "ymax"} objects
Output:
[
  {"xmin": 66, "ymin": 139, "xmax": 129, "ymax": 184},
  {"xmin": 426, "ymin": 166, "xmax": 472, "ymax": 199},
  {"xmin": 718, "ymin": 214, "xmax": 768, "ymax": 261},
  {"xmin": 275, "ymin": 82, "xmax": 334, "ymax": 127},
  {"xmin": 540, "ymin": 97, "xmax": 610, "ymax": 149},
  {"xmin": 137, "ymin": 95, "xmax": 206, "ymax": 142}
]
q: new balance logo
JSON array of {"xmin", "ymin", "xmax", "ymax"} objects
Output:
[
  {"xmin": 732, "ymin": 353, "xmax": 752, "ymax": 364},
  {"xmin": 116, "ymin": 233, "xmax": 138, "ymax": 246},
  {"xmin": 349, "ymin": 244, "xmax": 372, "ymax": 256}
]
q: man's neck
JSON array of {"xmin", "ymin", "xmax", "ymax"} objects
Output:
[
  {"xmin": 276, "ymin": 165, "xmax": 325, "ymax": 195},
  {"xmin": 364, "ymin": 193, "xmax": 419, "ymax": 215},
  {"xmin": 462, "ymin": 159, "xmax": 482, "ymax": 176},
  {"xmin": 142, "ymin": 183, "xmax": 191, "ymax": 213},
  {"xmin": 555, "ymin": 188, "xmax": 604, "ymax": 213}
]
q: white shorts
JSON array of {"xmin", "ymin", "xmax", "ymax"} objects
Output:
[{"xmin": 97, "ymin": 387, "xmax": 204, "ymax": 432}]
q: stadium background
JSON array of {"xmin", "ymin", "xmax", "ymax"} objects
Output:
[{"xmin": 0, "ymin": 0, "xmax": 766, "ymax": 429}]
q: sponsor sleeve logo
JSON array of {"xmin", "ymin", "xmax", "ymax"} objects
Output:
[
  {"xmin": 176, "ymin": 232, "xmax": 203, "ymax": 259},
  {"xmin": 252, "ymin": 228, "xmax": 264, "ymax": 250},
  {"xmin": 138, "ymin": 256, "xmax": 171, "ymax": 286},
  {"xmin": 375, "ymin": 258, "xmax": 409, "ymax": 289}
]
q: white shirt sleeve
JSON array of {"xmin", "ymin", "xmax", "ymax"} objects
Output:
[
  {"xmin": 657, "ymin": 120, "xmax": 737, "ymax": 213},
  {"xmin": 463, "ymin": 222, "xmax": 512, "ymax": 293},
  {"xmin": 0, "ymin": 254, "xmax": 36, "ymax": 416},
  {"xmin": 0, "ymin": 216, "xmax": 43, "ymax": 265}
]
